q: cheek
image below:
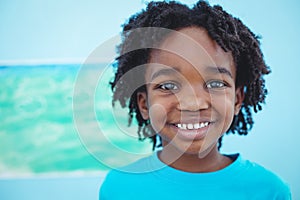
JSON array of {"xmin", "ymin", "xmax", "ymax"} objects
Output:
[
  {"xmin": 212, "ymin": 94, "xmax": 235, "ymax": 129},
  {"xmin": 148, "ymin": 103, "xmax": 168, "ymax": 133},
  {"xmin": 212, "ymin": 92, "xmax": 235, "ymax": 112}
]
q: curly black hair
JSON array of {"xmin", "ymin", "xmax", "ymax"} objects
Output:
[{"xmin": 110, "ymin": 1, "xmax": 270, "ymax": 150}]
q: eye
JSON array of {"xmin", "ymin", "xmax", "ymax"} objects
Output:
[
  {"xmin": 206, "ymin": 80, "xmax": 227, "ymax": 89},
  {"xmin": 158, "ymin": 82, "xmax": 179, "ymax": 91}
]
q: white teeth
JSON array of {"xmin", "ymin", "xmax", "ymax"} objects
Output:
[
  {"xmin": 187, "ymin": 124, "xmax": 193, "ymax": 129},
  {"xmin": 176, "ymin": 122, "xmax": 209, "ymax": 130},
  {"xmin": 200, "ymin": 122, "xmax": 205, "ymax": 128}
]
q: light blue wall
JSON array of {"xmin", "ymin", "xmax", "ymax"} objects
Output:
[
  {"xmin": 1, "ymin": 0, "xmax": 299, "ymax": 199},
  {"xmin": 0, "ymin": 0, "xmax": 144, "ymax": 61}
]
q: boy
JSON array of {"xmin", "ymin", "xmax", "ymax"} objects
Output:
[{"xmin": 100, "ymin": 1, "xmax": 290, "ymax": 199}]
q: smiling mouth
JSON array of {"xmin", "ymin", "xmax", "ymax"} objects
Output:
[
  {"xmin": 174, "ymin": 122, "xmax": 210, "ymax": 130},
  {"xmin": 170, "ymin": 121, "xmax": 211, "ymax": 141}
]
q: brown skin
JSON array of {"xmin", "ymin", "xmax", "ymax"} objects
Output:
[{"xmin": 138, "ymin": 27, "xmax": 244, "ymax": 173}]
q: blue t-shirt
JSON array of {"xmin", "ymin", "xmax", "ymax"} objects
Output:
[{"xmin": 99, "ymin": 153, "xmax": 290, "ymax": 199}]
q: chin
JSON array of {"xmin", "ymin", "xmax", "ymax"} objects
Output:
[{"xmin": 178, "ymin": 140, "xmax": 218, "ymax": 158}]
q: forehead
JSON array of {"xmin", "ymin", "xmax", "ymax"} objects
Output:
[{"xmin": 147, "ymin": 27, "xmax": 236, "ymax": 79}]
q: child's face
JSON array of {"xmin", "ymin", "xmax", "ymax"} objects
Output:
[{"xmin": 138, "ymin": 27, "xmax": 244, "ymax": 157}]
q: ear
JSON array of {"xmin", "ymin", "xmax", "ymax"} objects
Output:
[
  {"xmin": 137, "ymin": 92, "xmax": 149, "ymax": 120},
  {"xmin": 234, "ymin": 87, "xmax": 245, "ymax": 115}
]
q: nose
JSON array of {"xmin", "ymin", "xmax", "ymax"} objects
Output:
[{"xmin": 177, "ymin": 85, "xmax": 210, "ymax": 112}]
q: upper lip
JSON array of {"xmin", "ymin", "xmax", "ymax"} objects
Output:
[
  {"xmin": 170, "ymin": 118, "xmax": 212, "ymax": 125},
  {"xmin": 168, "ymin": 113, "xmax": 213, "ymax": 125}
]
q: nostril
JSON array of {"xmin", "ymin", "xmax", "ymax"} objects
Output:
[{"xmin": 177, "ymin": 96, "xmax": 210, "ymax": 112}]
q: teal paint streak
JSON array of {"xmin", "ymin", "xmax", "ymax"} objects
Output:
[{"xmin": 0, "ymin": 64, "xmax": 110, "ymax": 175}]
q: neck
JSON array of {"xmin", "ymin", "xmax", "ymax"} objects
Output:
[{"xmin": 158, "ymin": 144, "xmax": 232, "ymax": 173}]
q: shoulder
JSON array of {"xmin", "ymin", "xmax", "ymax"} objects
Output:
[
  {"xmin": 100, "ymin": 153, "xmax": 161, "ymax": 186},
  {"xmin": 242, "ymin": 158, "xmax": 286, "ymax": 184},
  {"xmin": 237, "ymin": 156, "xmax": 291, "ymax": 198},
  {"xmin": 99, "ymin": 154, "xmax": 163, "ymax": 199},
  {"xmin": 101, "ymin": 155, "xmax": 156, "ymax": 184},
  {"xmin": 99, "ymin": 168, "xmax": 141, "ymax": 199}
]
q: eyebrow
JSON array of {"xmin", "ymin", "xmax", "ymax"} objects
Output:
[
  {"xmin": 150, "ymin": 66, "xmax": 233, "ymax": 81},
  {"xmin": 150, "ymin": 68, "xmax": 180, "ymax": 81},
  {"xmin": 206, "ymin": 66, "xmax": 233, "ymax": 78}
]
